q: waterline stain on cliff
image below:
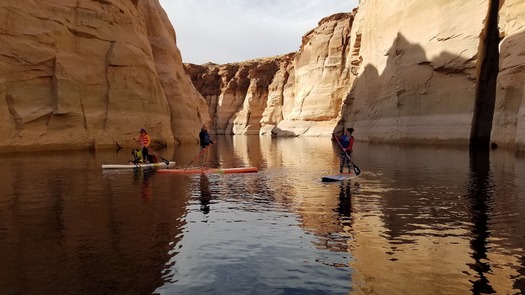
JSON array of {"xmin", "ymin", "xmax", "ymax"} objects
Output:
[{"xmin": 470, "ymin": 0, "xmax": 500, "ymax": 149}]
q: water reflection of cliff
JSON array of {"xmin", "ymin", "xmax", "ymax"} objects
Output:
[
  {"xmin": 467, "ymin": 149, "xmax": 495, "ymax": 293},
  {"xmin": 196, "ymin": 135, "xmax": 352, "ymax": 253},
  {"xmin": 0, "ymin": 151, "xmax": 189, "ymax": 294},
  {"xmin": 344, "ymin": 143, "xmax": 525, "ymax": 294}
]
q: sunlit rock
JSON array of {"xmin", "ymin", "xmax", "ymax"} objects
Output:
[
  {"xmin": 186, "ymin": 12, "xmax": 356, "ymax": 137},
  {"xmin": 0, "ymin": 0, "xmax": 207, "ymax": 152},
  {"xmin": 491, "ymin": 0, "xmax": 525, "ymax": 151}
]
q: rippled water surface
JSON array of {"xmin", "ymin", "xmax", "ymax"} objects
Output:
[{"xmin": 1, "ymin": 136, "xmax": 524, "ymax": 295}]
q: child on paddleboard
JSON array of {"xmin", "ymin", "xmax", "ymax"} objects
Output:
[{"xmin": 128, "ymin": 149, "xmax": 143, "ymax": 164}]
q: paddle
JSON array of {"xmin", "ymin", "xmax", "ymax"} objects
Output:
[
  {"xmin": 333, "ymin": 134, "xmax": 361, "ymax": 176},
  {"xmin": 184, "ymin": 139, "xmax": 217, "ymax": 171},
  {"xmin": 133, "ymin": 138, "xmax": 170, "ymax": 165}
]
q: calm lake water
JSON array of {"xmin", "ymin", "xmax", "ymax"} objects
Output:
[{"xmin": 1, "ymin": 136, "xmax": 524, "ymax": 295}]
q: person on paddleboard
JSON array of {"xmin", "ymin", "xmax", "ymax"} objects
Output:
[
  {"xmin": 138, "ymin": 128, "xmax": 151, "ymax": 163},
  {"xmin": 199, "ymin": 125, "xmax": 214, "ymax": 167},
  {"xmin": 128, "ymin": 148, "xmax": 144, "ymax": 164},
  {"xmin": 334, "ymin": 128, "xmax": 354, "ymax": 173}
]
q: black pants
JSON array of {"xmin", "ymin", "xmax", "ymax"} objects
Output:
[
  {"xmin": 339, "ymin": 151, "xmax": 352, "ymax": 173},
  {"xmin": 142, "ymin": 147, "xmax": 149, "ymax": 163}
]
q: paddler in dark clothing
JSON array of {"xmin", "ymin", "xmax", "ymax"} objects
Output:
[
  {"xmin": 334, "ymin": 128, "xmax": 354, "ymax": 173},
  {"xmin": 199, "ymin": 125, "xmax": 214, "ymax": 167}
]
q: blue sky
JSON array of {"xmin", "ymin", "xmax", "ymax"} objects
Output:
[{"xmin": 159, "ymin": 0, "xmax": 358, "ymax": 64}]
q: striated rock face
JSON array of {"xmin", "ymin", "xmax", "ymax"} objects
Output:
[
  {"xmin": 3, "ymin": 0, "xmax": 525, "ymax": 151},
  {"xmin": 279, "ymin": 13, "xmax": 354, "ymax": 136},
  {"xmin": 491, "ymin": 0, "xmax": 525, "ymax": 150},
  {"xmin": 343, "ymin": 0, "xmax": 525, "ymax": 150},
  {"xmin": 342, "ymin": 0, "xmax": 487, "ymax": 145},
  {"xmin": 186, "ymin": 12, "xmax": 356, "ymax": 137},
  {"xmin": 0, "ymin": 0, "xmax": 208, "ymax": 152},
  {"xmin": 186, "ymin": 1, "xmax": 525, "ymax": 151},
  {"xmin": 186, "ymin": 56, "xmax": 292, "ymax": 135}
]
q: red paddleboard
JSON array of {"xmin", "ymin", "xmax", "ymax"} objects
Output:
[{"xmin": 158, "ymin": 167, "xmax": 258, "ymax": 174}]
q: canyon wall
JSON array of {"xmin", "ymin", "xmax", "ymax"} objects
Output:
[
  {"xmin": 0, "ymin": 0, "xmax": 208, "ymax": 152},
  {"xmin": 345, "ymin": 0, "xmax": 525, "ymax": 150},
  {"xmin": 188, "ymin": 1, "xmax": 525, "ymax": 151},
  {"xmin": 2, "ymin": 0, "xmax": 524, "ymax": 152},
  {"xmin": 492, "ymin": 0, "xmax": 525, "ymax": 150},
  {"xmin": 186, "ymin": 13, "xmax": 356, "ymax": 137},
  {"xmin": 343, "ymin": 0, "xmax": 487, "ymax": 145}
]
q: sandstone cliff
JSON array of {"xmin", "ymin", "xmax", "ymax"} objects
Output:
[
  {"xmin": 186, "ymin": 12, "xmax": 356, "ymax": 137},
  {"xmin": 185, "ymin": 55, "xmax": 293, "ymax": 135},
  {"xmin": 492, "ymin": 0, "xmax": 525, "ymax": 150},
  {"xmin": 186, "ymin": 1, "xmax": 525, "ymax": 151},
  {"xmin": 2, "ymin": 0, "xmax": 525, "ymax": 152},
  {"xmin": 0, "ymin": 0, "xmax": 208, "ymax": 152},
  {"xmin": 344, "ymin": 0, "xmax": 487, "ymax": 146},
  {"xmin": 344, "ymin": 0, "xmax": 525, "ymax": 150}
]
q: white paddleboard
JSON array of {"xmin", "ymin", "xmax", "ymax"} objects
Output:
[
  {"xmin": 321, "ymin": 173, "xmax": 358, "ymax": 182},
  {"xmin": 101, "ymin": 161, "xmax": 176, "ymax": 169}
]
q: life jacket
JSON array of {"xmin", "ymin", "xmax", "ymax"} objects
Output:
[
  {"xmin": 340, "ymin": 135, "xmax": 351, "ymax": 148},
  {"xmin": 139, "ymin": 134, "xmax": 150, "ymax": 147},
  {"xmin": 131, "ymin": 149, "xmax": 144, "ymax": 163}
]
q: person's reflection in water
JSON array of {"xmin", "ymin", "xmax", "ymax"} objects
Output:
[
  {"xmin": 515, "ymin": 256, "xmax": 525, "ymax": 293},
  {"xmin": 337, "ymin": 180, "xmax": 352, "ymax": 218},
  {"xmin": 466, "ymin": 148, "xmax": 496, "ymax": 294},
  {"xmin": 133, "ymin": 169, "xmax": 153, "ymax": 203},
  {"xmin": 199, "ymin": 174, "xmax": 212, "ymax": 214}
]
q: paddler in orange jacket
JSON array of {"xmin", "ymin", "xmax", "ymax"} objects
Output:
[{"xmin": 138, "ymin": 128, "xmax": 151, "ymax": 163}]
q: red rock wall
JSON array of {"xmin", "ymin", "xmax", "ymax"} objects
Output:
[
  {"xmin": 0, "ymin": 0, "xmax": 207, "ymax": 152},
  {"xmin": 2, "ymin": 0, "xmax": 525, "ymax": 152},
  {"xmin": 186, "ymin": 13, "xmax": 356, "ymax": 137},
  {"xmin": 187, "ymin": 1, "xmax": 525, "ymax": 152}
]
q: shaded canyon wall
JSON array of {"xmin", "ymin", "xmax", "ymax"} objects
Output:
[
  {"xmin": 344, "ymin": 0, "xmax": 487, "ymax": 146},
  {"xmin": 0, "ymin": 0, "xmax": 209, "ymax": 152},
  {"xmin": 345, "ymin": 0, "xmax": 525, "ymax": 151}
]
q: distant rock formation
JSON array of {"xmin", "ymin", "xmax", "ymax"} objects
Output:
[
  {"xmin": 186, "ymin": 12, "xmax": 356, "ymax": 137},
  {"xmin": 185, "ymin": 55, "xmax": 292, "ymax": 135},
  {"xmin": 0, "ymin": 0, "xmax": 208, "ymax": 152}
]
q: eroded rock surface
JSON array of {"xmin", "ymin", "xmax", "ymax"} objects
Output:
[{"xmin": 0, "ymin": 0, "xmax": 208, "ymax": 151}]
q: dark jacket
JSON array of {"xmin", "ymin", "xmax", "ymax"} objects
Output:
[{"xmin": 199, "ymin": 129, "xmax": 212, "ymax": 148}]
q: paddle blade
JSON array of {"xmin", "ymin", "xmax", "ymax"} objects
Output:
[
  {"xmin": 162, "ymin": 158, "xmax": 169, "ymax": 165},
  {"xmin": 353, "ymin": 164, "xmax": 361, "ymax": 176}
]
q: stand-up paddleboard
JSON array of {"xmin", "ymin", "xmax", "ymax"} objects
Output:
[
  {"xmin": 102, "ymin": 161, "xmax": 176, "ymax": 169},
  {"xmin": 322, "ymin": 173, "xmax": 358, "ymax": 182},
  {"xmin": 158, "ymin": 167, "xmax": 258, "ymax": 174}
]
